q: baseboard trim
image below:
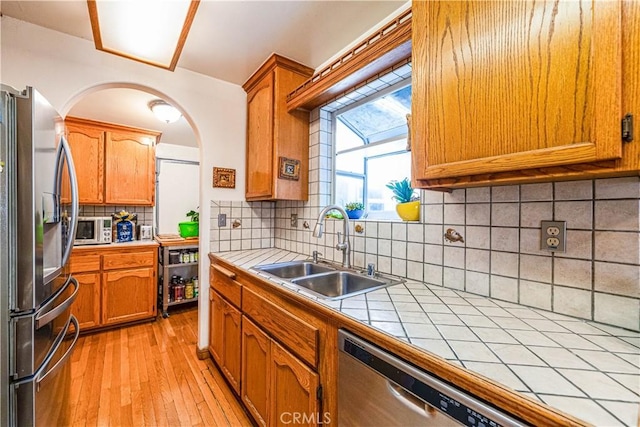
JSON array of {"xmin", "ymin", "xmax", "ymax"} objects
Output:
[{"xmin": 196, "ymin": 347, "xmax": 210, "ymax": 360}]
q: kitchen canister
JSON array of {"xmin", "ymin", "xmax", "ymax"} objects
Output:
[
  {"xmin": 169, "ymin": 251, "xmax": 180, "ymax": 264},
  {"xmin": 112, "ymin": 211, "xmax": 137, "ymax": 243},
  {"xmin": 185, "ymin": 280, "xmax": 194, "ymax": 299}
]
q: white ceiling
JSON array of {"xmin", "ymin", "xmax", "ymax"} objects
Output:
[
  {"xmin": 67, "ymin": 88, "xmax": 198, "ymax": 147},
  {"xmin": 1, "ymin": 0, "xmax": 406, "ymax": 147}
]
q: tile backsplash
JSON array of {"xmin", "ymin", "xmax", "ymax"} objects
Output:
[
  {"xmin": 271, "ymin": 177, "xmax": 640, "ymax": 332},
  {"xmin": 209, "ymin": 201, "xmax": 275, "ymax": 252},
  {"xmin": 79, "ymin": 205, "xmax": 154, "ymax": 225},
  {"xmin": 209, "ymin": 66, "xmax": 639, "ymax": 331}
]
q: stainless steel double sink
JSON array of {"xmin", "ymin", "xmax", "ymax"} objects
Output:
[{"xmin": 253, "ymin": 260, "xmax": 404, "ymax": 300}]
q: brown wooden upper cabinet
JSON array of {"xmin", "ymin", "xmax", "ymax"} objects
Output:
[
  {"xmin": 243, "ymin": 54, "xmax": 314, "ymax": 201},
  {"xmin": 411, "ymin": 0, "xmax": 638, "ymax": 189},
  {"xmin": 64, "ymin": 121, "xmax": 105, "ymax": 204},
  {"xmin": 65, "ymin": 117, "xmax": 159, "ymax": 205}
]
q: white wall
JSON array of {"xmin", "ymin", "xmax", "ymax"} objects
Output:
[
  {"xmin": 156, "ymin": 143, "xmax": 199, "ymax": 162},
  {"xmin": 1, "ymin": 16, "xmax": 247, "ymax": 349},
  {"xmin": 155, "ymin": 144, "xmax": 201, "ymax": 235},
  {"xmin": 156, "ymin": 159, "xmax": 200, "ymax": 235}
]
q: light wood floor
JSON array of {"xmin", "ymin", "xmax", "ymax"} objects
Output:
[{"xmin": 66, "ymin": 308, "xmax": 252, "ymax": 426}]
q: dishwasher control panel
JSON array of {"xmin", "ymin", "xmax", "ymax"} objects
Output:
[{"xmin": 339, "ymin": 330, "xmax": 528, "ymax": 427}]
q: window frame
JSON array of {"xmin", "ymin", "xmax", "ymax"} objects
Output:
[{"xmin": 331, "ymin": 80, "xmax": 412, "ymax": 219}]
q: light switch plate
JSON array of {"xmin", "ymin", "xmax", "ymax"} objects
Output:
[
  {"xmin": 291, "ymin": 213, "xmax": 298, "ymax": 228},
  {"xmin": 218, "ymin": 213, "xmax": 227, "ymax": 227},
  {"xmin": 540, "ymin": 220, "xmax": 566, "ymax": 252}
]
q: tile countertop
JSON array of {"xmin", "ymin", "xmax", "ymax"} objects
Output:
[{"xmin": 214, "ymin": 248, "xmax": 640, "ymax": 427}]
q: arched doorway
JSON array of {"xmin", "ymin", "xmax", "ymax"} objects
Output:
[{"xmin": 63, "ymin": 84, "xmax": 202, "ymax": 319}]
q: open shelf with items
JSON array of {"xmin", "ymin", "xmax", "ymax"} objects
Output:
[{"xmin": 156, "ymin": 236, "xmax": 199, "ymax": 318}]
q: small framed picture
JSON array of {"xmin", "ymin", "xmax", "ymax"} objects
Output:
[
  {"xmin": 213, "ymin": 167, "xmax": 236, "ymax": 188},
  {"xmin": 279, "ymin": 157, "xmax": 300, "ymax": 181}
]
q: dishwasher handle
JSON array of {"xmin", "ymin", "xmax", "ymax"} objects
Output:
[{"xmin": 387, "ymin": 381, "xmax": 438, "ymax": 418}]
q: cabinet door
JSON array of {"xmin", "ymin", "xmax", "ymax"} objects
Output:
[
  {"xmin": 242, "ymin": 316, "xmax": 270, "ymax": 427},
  {"xmin": 245, "ymin": 73, "xmax": 274, "ymax": 200},
  {"xmin": 102, "ymin": 267, "xmax": 155, "ymax": 325},
  {"xmin": 412, "ymin": 0, "xmax": 621, "ymax": 182},
  {"xmin": 105, "ymin": 130, "xmax": 156, "ymax": 205},
  {"xmin": 63, "ymin": 123, "xmax": 104, "ymax": 204},
  {"xmin": 209, "ymin": 290, "xmax": 224, "ymax": 365},
  {"xmin": 72, "ymin": 272, "xmax": 102, "ymax": 330},
  {"xmin": 271, "ymin": 67, "xmax": 310, "ymax": 201},
  {"xmin": 270, "ymin": 341, "xmax": 319, "ymax": 427},
  {"xmin": 221, "ymin": 299, "xmax": 242, "ymax": 394}
]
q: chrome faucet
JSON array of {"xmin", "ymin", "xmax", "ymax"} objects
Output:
[{"xmin": 313, "ymin": 205, "xmax": 351, "ymax": 268}]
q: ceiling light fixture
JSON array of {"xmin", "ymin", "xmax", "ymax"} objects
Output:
[
  {"xmin": 149, "ymin": 100, "xmax": 182, "ymax": 124},
  {"xmin": 87, "ymin": 0, "xmax": 200, "ymax": 71}
]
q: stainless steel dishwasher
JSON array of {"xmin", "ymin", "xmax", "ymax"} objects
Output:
[{"xmin": 338, "ymin": 330, "xmax": 528, "ymax": 426}]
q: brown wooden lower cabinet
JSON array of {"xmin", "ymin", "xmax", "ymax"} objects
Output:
[
  {"xmin": 242, "ymin": 316, "xmax": 270, "ymax": 427},
  {"xmin": 240, "ymin": 316, "xmax": 320, "ymax": 427},
  {"xmin": 72, "ymin": 272, "xmax": 101, "ymax": 330},
  {"xmin": 68, "ymin": 244, "xmax": 158, "ymax": 332},
  {"xmin": 209, "ymin": 289, "xmax": 242, "ymax": 394},
  {"xmin": 209, "ymin": 257, "xmax": 328, "ymax": 427},
  {"xmin": 102, "ymin": 266, "xmax": 156, "ymax": 325},
  {"xmin": 222, "ymin": 302, "xmax": 242, "ymax": 394},
  {"xmin": 270, "ymin": 340, "xmax": 319, "ymax": 427},
  {"xmin": 209, "ymin": 290, "xmax": 223, "ymax": 364}
]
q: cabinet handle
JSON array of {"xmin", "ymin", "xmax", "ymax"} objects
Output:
[{"xmin": 212, "ymin": 264, "xmax": 236, "ymax": 280}]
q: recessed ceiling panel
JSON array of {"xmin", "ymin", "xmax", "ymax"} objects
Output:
[{"xmin": 89, "ymin": 0, "xmax": 199, "ymax": 70}]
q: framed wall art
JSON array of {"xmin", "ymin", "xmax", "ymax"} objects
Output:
[
  {"xmin": 213, "ymin": 167, "xmax": 236, "ymax": 188},
  {"xmin": 278, "ymin": 157, "xmax": 300, "ymax": 181}
]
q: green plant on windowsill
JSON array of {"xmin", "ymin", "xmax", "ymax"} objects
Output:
[
  {"xmin": 386, "ymin": 178, "xmax": 419, "ymax": 203},
  {"xmin": 386, "ymin": 178, "xmax": 420, "ymax": 221},
  {"xmin": 345, "ymin": 202, "xmax": 365, "ymax": 219}
]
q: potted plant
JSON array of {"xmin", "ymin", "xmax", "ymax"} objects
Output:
[
  {"xmin": 344, "ymin": 202, "xmax": 365, "ymax": 219},
  {"xmin": 386, "ymin": 178, "xmax": 420, "ymax": 221},
  {"xmin": 179, "ymin": 208, "xmax": 199, "ymax": 238}
]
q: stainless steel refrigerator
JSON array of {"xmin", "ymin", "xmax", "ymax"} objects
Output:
[{"xmin": 1, "ymin": 85, "xmax": 80, "ymax": 426}]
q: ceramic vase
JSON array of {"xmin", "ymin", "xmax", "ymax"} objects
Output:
[
  {"xmin": 395, "ymin": 201, "xmax": 420, "ymax": 221},
  {"xmin": 346, "ymin": 209, "xmax": 364, "ymax": 219}
]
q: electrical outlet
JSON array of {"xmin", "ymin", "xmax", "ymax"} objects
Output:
[
  {"xmin": 291, "ymin": 213, "xmax": 298, "ymax": 228},
  {"xmin": 540, "ymin": 220, "xmax": 566, "ymax": 252},
  {"xmin": 218, "ymin": 213, "xmax": 227, "ymax": 227}
]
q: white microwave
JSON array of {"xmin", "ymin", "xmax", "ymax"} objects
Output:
[{"xmin": 74, "ymin": 216, "xmax": 112, "ymax": 245}]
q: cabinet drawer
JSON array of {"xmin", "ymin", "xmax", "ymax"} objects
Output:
[
  {"xmin": 103, "ymin": 250, "xmax": 155, "ymax": 270},
  {"xmin": 243, "ymin": 287, "xmax": 318, "ymax": 368},
  {"xmin": 210, "ymin": 264, "xmax": 242, "ymax": 308},
  {"xmin": 69, "ymin": 254, "xmax": 101, "ymax": 273}
]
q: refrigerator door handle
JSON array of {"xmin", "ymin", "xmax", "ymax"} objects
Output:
[
  {"xmin": 35, "ymin": 276, "xmax": 78, "ymax": 329},
  {"xmin": 55, "ymin": 135, "xmax": 79, "ymax": 266},
  {"xmin": 36, "ymin": 315, "xmax": 79, "ymax": 391}
]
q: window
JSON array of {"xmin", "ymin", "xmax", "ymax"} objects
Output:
[{"xmin": 334, "ymin": 82, "xmax": 412, "ymax": 220}]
